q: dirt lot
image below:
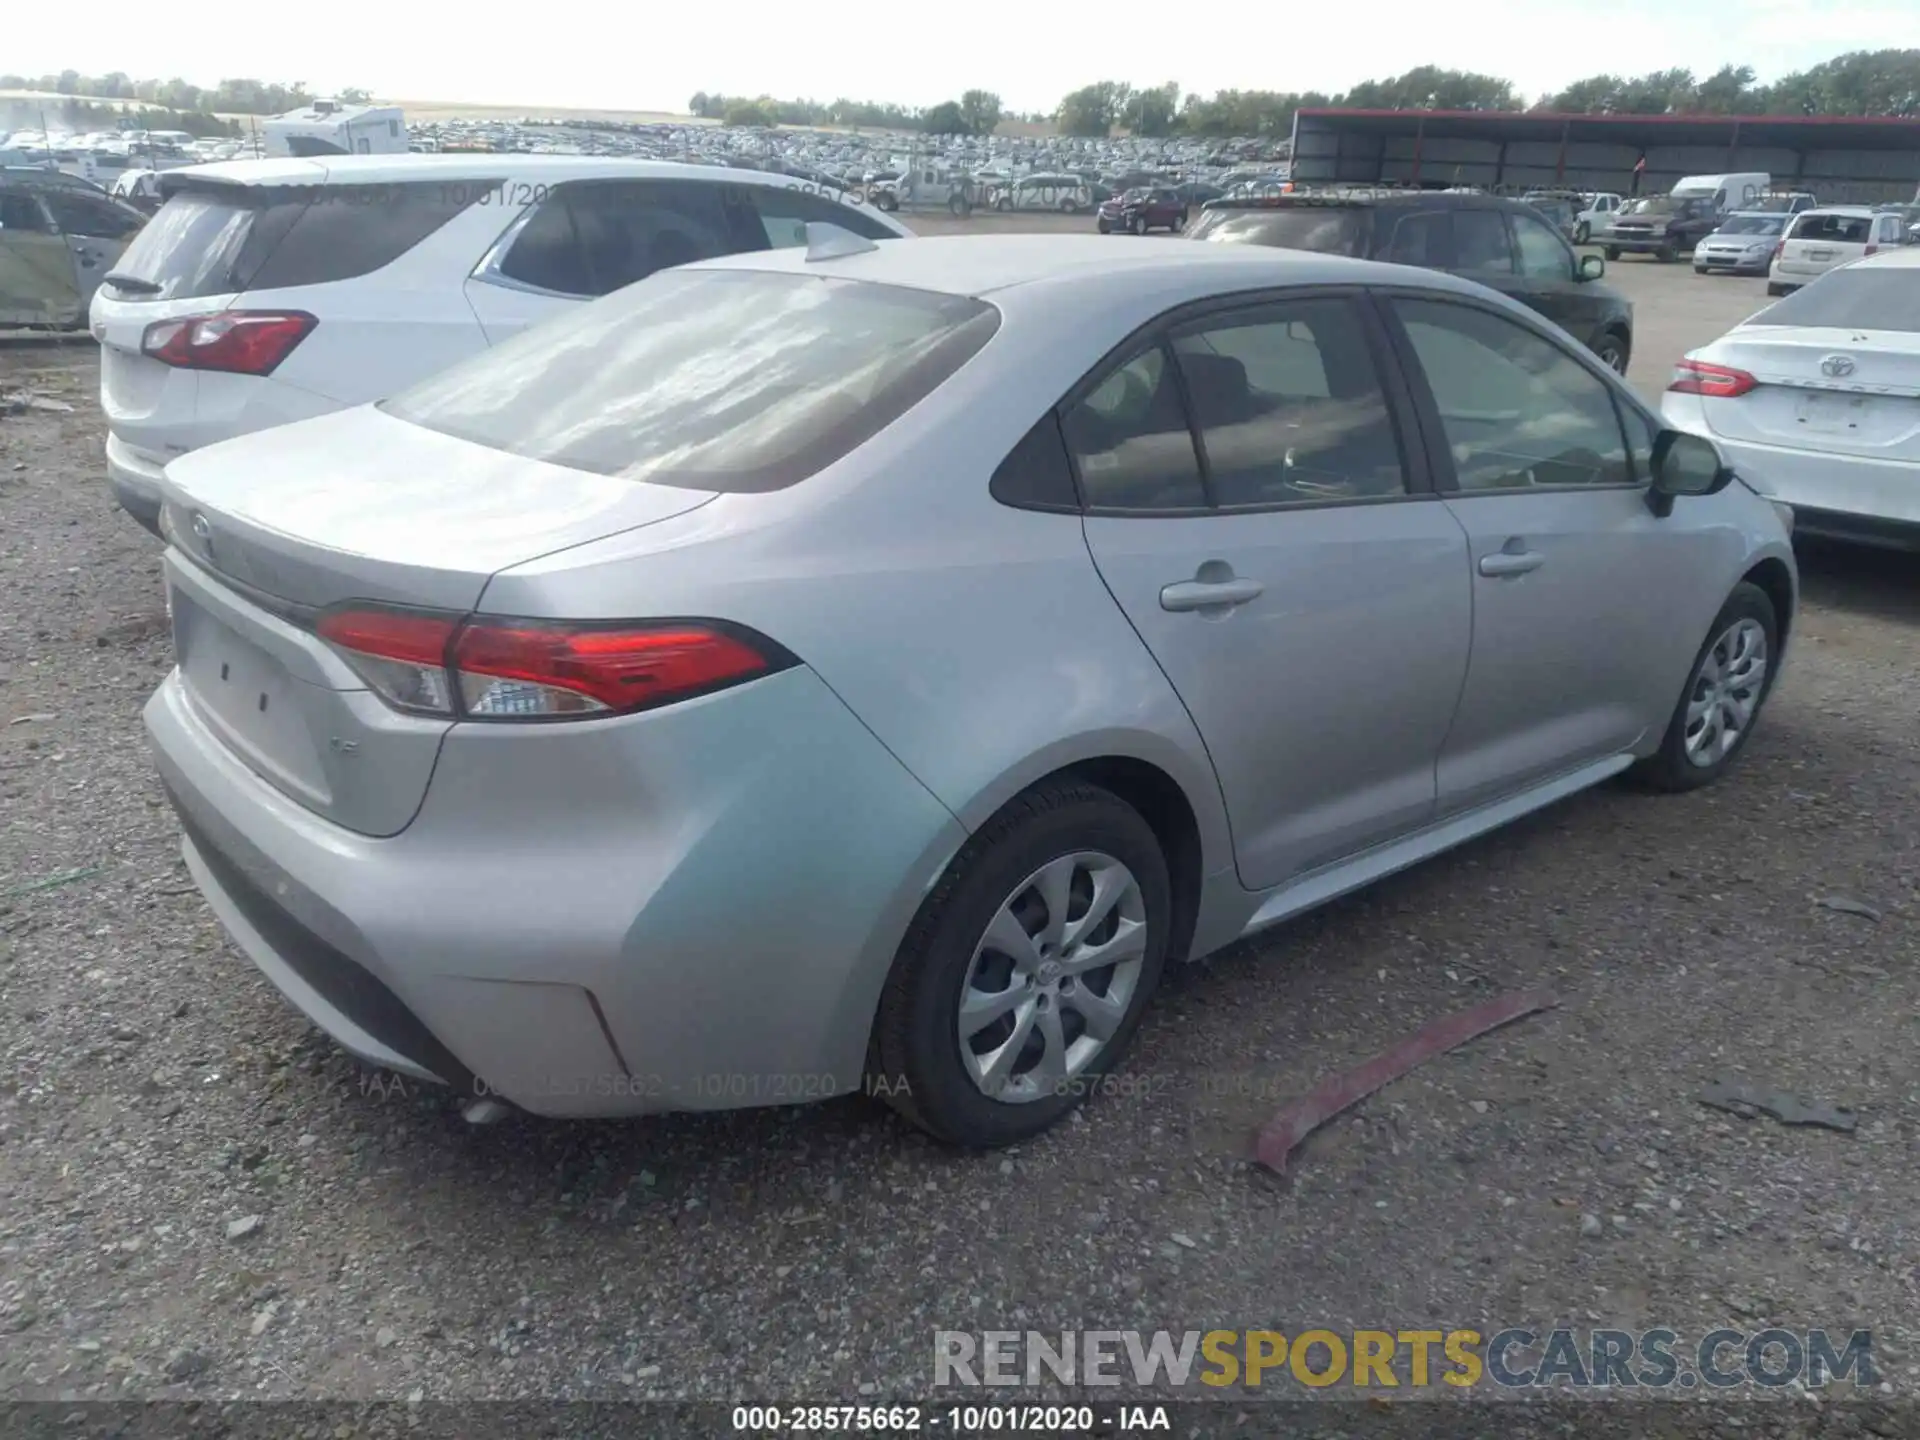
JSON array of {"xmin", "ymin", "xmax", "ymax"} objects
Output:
[{"xmin": 1, "ymin": 242, "xmax": 1916, "ymax": 1422}]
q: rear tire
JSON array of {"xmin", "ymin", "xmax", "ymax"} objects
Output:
[
  {"xmin": 1630, "ymin": 583, "xmax": 1779, "ymax": 794},
  {"xmin": 870, "ymin": 781, "xmax": 1171, "ymax": 1148}
]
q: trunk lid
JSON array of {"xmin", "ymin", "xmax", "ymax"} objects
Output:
[
  {"xmin": 157, "ymin": 405, "xmax": 718, "ymax": 836},
  {"xmin": 159, "ymin": 405, "xmax": 718, "ymax": 613},
  {"xmin": 1698, "ymin": 325, "xmax": 1920, "ymax": 460}
]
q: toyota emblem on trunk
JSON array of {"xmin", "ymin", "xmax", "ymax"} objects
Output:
[{"xmin": 1820, "ymin": 355, "xmax": 1856, "ymax": 377}]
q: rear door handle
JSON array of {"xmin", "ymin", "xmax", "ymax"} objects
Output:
[
  {"xmin": 1160, "ymin": 577, "xmax": 1264, "ymax": 612},
  {"xmin": 1478, "ymin": 551, "xmax": 1544, "ymax": 577}
]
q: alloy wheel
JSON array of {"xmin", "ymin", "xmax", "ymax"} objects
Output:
[
  {"xmin": 1683, "ymin": 617, "xmax": 1769, "ymax": 767},
  {"xmin": 956, "ymin": 851, "xmax": 1148, "ymax": 1103}
]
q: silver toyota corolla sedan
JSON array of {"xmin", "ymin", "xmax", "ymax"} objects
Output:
[{"xmin": 145, "ymin": 231, "xmax": 1797, "ymax": 1148}]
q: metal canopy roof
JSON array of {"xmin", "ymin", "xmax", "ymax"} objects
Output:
[{"xmin": 1295, "ymin": 108, "xmax": 1920, "ymax": 154}]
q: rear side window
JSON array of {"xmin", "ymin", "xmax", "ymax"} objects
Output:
[
  {"xmin": 494, "ymin": 180, "xmax": 752, "ymax": 298},
  {"xmin": 747, "ymin": 184, "xmax": 897, "ymax": 246},
  {"xmin": 1453, "ymin": 211, "xmax": 1514, "ymax": 275},
  {"xmin": 1060, "ymin": 347, "xmax": 1208, "ymax": 511},
  {"xmin": 1791, "ymin": 213, "xmax": 1871, "ymax": 244},
  {"xmin": 989, "ymin": 413, "xmax": 1079, "ymax": 511},
  {"xmin": 1379, "ymin": 211, "xmax": 1450, "ymax": 266},
  {"xmin": 105, "ymin": 181, "xmax": 478, "ymax": 301},
  {"xmin": 381, "ymin": 269, "xmax": 999, "ymax": 493},
  {"xmin": 1748, "ymin": 269, "xmax": 1920, "ymax": 333},
  {"xmin": 1171, "ymin": 299, "xmax": 1408, "ymax": 506},
  {"xmin": 1189, "ymin": 207, "xmax": 1366, "ymax": 256}
]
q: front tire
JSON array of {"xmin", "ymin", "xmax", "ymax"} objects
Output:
[
  {"xmin": 1766, "ymin": 282, "xmax": 1786, "ymax": 296},
  {"xmin": 1097, "ymin": 219, "xmax": 1111, "ymax": 234},
  {"xmin": 1605, "ymin": 246, "xmax": 1621, "ymax": 261},
  {"xmin": 1575, "ymin": 222, "xmax": 1591, "ymax": 244},
  {"xmin": 870, "ymin": 781, "xmax": 1171, "ymax": 1148},
  {"xmin": 1129, "ymin": 215, "xmax": 1145, "ymax": 236},
  {"xmin": 1591, "ymin": 331, "xmax": 1629, "ymax": 374},
  {"xmin": 1631, "ymin": 582, "xmax": 1779, "ymax": 794}
]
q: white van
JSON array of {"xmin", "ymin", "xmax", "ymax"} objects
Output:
[{"xmin": 1671, "ymin": 173, "xmax": 1769, "ymax": 214}]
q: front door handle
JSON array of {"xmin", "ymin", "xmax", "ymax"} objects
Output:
[
  {"xmin": 1478, "ymin": 551, "xmax": 1544, "ymax": 578},
  {"xmin": 1160, "ymin": 576, "xmax": 1264, "ymax": 612}
]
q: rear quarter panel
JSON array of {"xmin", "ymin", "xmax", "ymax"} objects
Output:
[{"xmin": 478, "ymin": 286, "xmax": 1237, "ymax": 876}]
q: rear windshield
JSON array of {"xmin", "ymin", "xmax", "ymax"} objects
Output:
[
  {"xmin": 1790, "ymin": 213, "xmax": 1871, "ymax": 243},
  {"xmin": 1189, "ymin": 207, "xmax": 1366, "ymax": 255},
  {"xmin": 1746, "ymin": 269, "xmax": 1920, "ymax": 333},
  {"xmin": 381, "ymin": 269, "xmax": 1000, "ymax": 493},
  {"xmin": 1715, "ymin": 215, "xmax": 1785, "ymax": 236},
  {"xmin": 105, "ymin": 181, "xmax": 478, "ymax": 301}
]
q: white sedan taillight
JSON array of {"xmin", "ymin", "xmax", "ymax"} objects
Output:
[{"xmin": 316, "ymin": 606, "xmax": 791, "ymax": 721}]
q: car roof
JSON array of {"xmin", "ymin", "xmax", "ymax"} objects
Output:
[
  {"xmin": 691, "ymin": 231, "xmax": 1489, "ymax": 303},
  {"xmin": 168, "ymin": 154, "xmax": 839, "ymax": 189}
]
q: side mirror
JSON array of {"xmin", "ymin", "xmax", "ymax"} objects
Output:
[
  {"xmin": 1646, "ymin": 429, "xmax": 1734, "ymax": 517},
  {"xmin": 1577, "ymin": 253, "xmax": 1605, "ymax": 281}
]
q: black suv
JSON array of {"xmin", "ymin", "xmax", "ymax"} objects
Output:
[
  {"xmin": 1599, "ymin": 195, "xmax": 1719, "ymax": 263},
  {"xmin": 1189, "ymin": 191, "xmax": 1633, "ymax": 372}
]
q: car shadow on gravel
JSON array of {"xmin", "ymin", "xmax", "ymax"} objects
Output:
[{"xmin": 1794, "ymin": 537, "xmax": 1920, "ymax": 625}]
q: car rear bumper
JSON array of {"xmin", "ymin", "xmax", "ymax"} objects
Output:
[
  {"xmin": 106, "ymin": 432, "xmax": 166, "ymax": 534},
  {"xmin": 145, "ymin": 661, "xmax": 967, "ymax": 1118},
  {"xmin": 1677, "ymin": 421, "xmax": 1920, "ymax": 535}
]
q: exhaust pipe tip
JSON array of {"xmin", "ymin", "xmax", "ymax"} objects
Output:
[{"xmin": 460, "ymin": 1097, "xmax": 514, "ymax": 1126}]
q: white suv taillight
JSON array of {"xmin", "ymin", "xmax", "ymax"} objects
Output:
[
  {"xmin": 141, "ymin": 311, "xmax": 317, "ymax": 376},
  {"xmin": 316, "ymin": 606, "xmax": 793, "ymax": 721}
]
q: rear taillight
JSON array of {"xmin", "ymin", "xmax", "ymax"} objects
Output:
[
  {"xmin": 1865, "ymin": 243, "xmax": 1879, "ymax": 256},
  {"xmin": 1668, "ymin": 358, "xmax": 1757, "ymax": 399},
  {"xmin": 316, "ymin": 605, "xmax": 792, "ymax": 722},
  {"xmin": 141, "ymin": 311, "xmax": 316, "ymax": 375},
  {"xmin": 1772, "ymin": 240, "xmax": 1785, "ymax": 261}
]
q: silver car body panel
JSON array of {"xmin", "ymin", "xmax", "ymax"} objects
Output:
[{"xmin": 145, "ymin": 235, "xmax": 1797, "ymax": 1116}]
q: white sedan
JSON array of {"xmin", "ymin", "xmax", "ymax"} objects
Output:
[{"xmin": 1664, "ymin": 247, "xmax": 1920, "ymax": 550}]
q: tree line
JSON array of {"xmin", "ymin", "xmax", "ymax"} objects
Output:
[{"xmin": 697, "ymin": 49, "xmax": 1920, "ymax": 140}]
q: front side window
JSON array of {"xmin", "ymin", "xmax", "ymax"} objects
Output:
[
  {"xmin": 1453, "ymin": 211, "xmax": 1514, "ymax": 275},
  {"xmin": 1170, "ymin": 299, "xmax": 1407, "ymax": 507},
  {"xmin": 1511, "ymin": 214, "xmax": 1572, "ymax": 280},
  {"xmin": 1060, "ymin": 346, "xmax": 1207, "ymax": 511},
  {"xmin": 44, "ymin": 191, "xmax": 143, "ymax": 239},
  {"xmin": 383, "ymin": 269, "xmax": 998, "ymax": 493},
  {"xmin": 1392, "ymin": 297, "xmax": 1631, "ymax": 492}
]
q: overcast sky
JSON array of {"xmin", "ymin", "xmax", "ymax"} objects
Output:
[{"xmin": 6, "ymin": 0, "xmax": 1910, "ymax": 115}]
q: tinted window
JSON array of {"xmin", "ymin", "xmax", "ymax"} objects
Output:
[
  {"xmin": 104, "ymin": 189, "xmax": 259, "ymax": 298},
  {"xmin": 747, "ymin": 184, "xmax": 897, "ymax": 246},
  {"xmin": 0, "ymin": 191, "xmax": 52, "ymax": 233},
  {"xmin": 1061, "ymin": 347, "xmax": 1207, "ymax": 511},
  {"xmin": 1748, "ymin": 269, "xmax": 1920, "ymax": 333},
  {"xmin": 1512, "ymin": 214, "xmax": 1571, "ymax": 280},
  {"xmin": 1453, "ymin": 211, "xmax": 1514, "ymax": 275},
  {"xmin": 989, "ymin": 412, "xmax": 1079, "ymax": 510},
  {"xmin": 245, "ymin": 182, "xmax": 474, "ymax": 291},
  {"xmin": 1791, "ymin": 213, "xmax": 1871, "ymax": 244},
  {"xmin": 494, "ymin": 195, "xmax": 585, "ymax": 293},
  {"xmin": 498, "ymin": 180, "xmax": 749, "ymax": 298},
  {"xmin": 382, "ymin": 270, "xmax": 998, "ymax": 493},
  {"xmin": 43, "ymin": 190, "xmax": 143, "ymax": 239},
  {"xmin": 1380, "ymin": 211, "xmax": 1449, "ymax": 266},
  {"xmin": 1189, "ymin": 207, "xmax": 1366, "ymax": 256},
  {"xmin": 1393, "ymin": 298, "xmax": 1630, "ymax": 491},
  {"xmin": 1171, "ymin": 300, "xmax": 1406, "ymax": 507},
  {"xmin": 107, "ymin": 181, "xmax": 477, "ymax": 300}
]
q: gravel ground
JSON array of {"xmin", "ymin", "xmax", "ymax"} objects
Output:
[{"xmin": 1, "ymin": 250, "xmax": 1917, "ymax": 1428}]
